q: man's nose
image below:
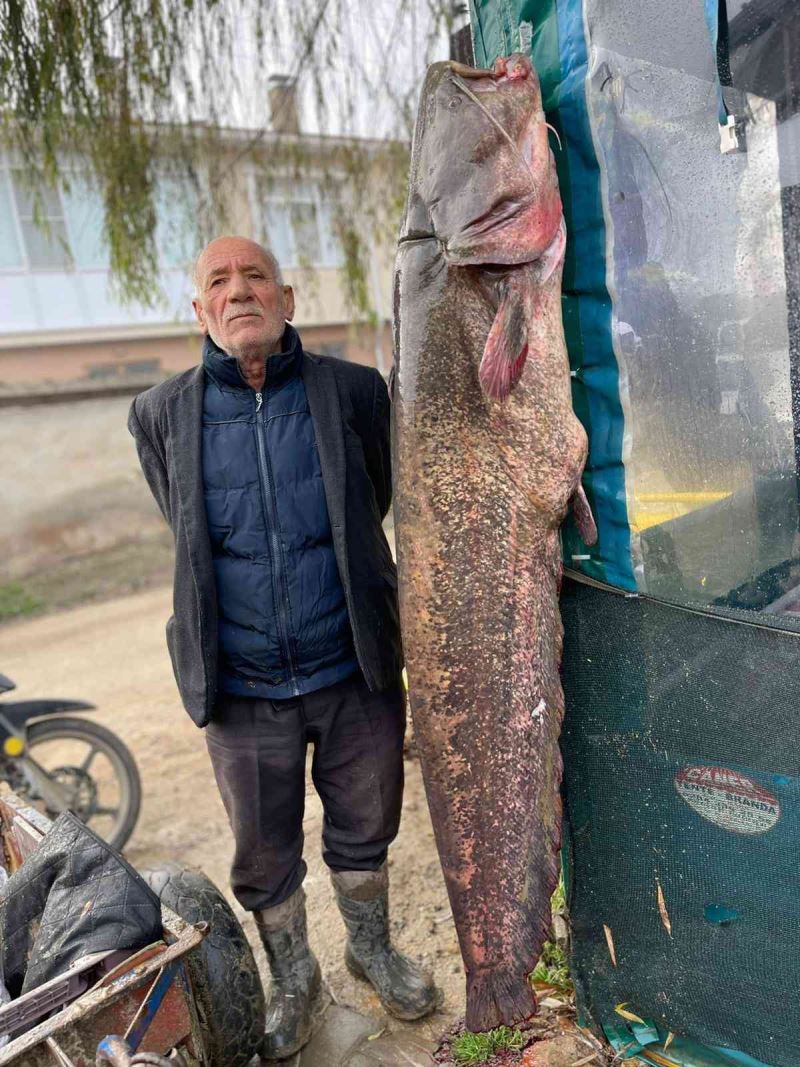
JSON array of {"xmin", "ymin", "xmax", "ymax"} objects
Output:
[{"xmin": 228, "ymin": 272, "xmax": 252, "ymax": 300}]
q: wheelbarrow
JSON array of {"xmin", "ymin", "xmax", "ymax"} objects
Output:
[{"xmin": 0, "ymin": 791, "xmax": 264, "ymax": 1066}]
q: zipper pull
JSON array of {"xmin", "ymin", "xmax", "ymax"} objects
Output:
[{"xmin": 255, "ymin": 392, "xmax": 263, "ymax": 412}]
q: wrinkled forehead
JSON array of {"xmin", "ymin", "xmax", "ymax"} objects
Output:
[{"xmin": 196, "ymin": 241, "xmax": 278, "ymax": 286}]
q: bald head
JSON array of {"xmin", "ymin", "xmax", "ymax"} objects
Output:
[
  {"xmin": 193, "ymin": 236, "xmax": 283, "ymax": 294},
  {"xmin": 191, "ymin": 235, "xmax": 295, "ymax": 364}
]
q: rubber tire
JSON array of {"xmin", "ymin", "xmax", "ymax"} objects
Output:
[
  {"xmin": 24, "ymin": 716, "xmax": 142, "ymax": 851},
  {"xmin": 140, "ymin": 861, "xmax": 266, "ymax": 1067}
]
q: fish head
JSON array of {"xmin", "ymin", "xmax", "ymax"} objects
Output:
[{"xmin": 405, "ymin": 54, "xmax": 562, "ymax": 268}]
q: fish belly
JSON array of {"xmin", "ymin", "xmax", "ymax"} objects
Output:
[{"xmin": 395, "ymin": 427, "xmax": 565, "ymax": 1029}]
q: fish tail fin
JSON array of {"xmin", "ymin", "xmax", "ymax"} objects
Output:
[
  {"xmin": 465, "ymin": 968, "xmax": 538, "ymax": 1033},
  {"xmin": 479, "ymin": 275, "xmax": 528, "ymax": 401},
  {"xmin": 465, "ymin": 791, "xmax": 563, "ymax": 1032}
]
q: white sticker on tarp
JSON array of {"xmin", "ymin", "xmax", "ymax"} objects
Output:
[{"xmin": 674, "ymin": 765, "xmax": 781, "ymax": 834}]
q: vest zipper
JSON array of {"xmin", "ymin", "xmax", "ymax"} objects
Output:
[{"xmin": 254, "ymin": 389, "xmax": 300, "ymax": 696}]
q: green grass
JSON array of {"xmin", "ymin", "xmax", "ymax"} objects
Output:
[
  {"xmin": 551, "ymin": 875, "xmax": 566, "ymax": 914},
  {"xmin": 0, "ymin": 583, "xmax": 44, "ymax": 622},
  {"xmin": 530, "ymin": 939, "xmax": 572, "ymax": 992},
  {"xmin": 0, "ymin": 535, "xmax": 176, "ymax": 626},
  {"xmin": 451, "ymin": 1026, "xmax": 527, "ymax": 1066},
  {"xmin": 529, "ymin": 875, "xmax": 574, "ymax": 993}
]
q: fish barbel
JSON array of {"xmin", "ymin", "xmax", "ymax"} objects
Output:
[{"xmin": 392, "ymin": 53, "xmax": 596, "ymax": 1031}]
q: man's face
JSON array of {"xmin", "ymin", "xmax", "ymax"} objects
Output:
[{"xmin": 192, "ymin": 238, "xmax": 295, "ymax": 357}]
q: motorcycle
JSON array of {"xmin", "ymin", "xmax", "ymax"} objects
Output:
[{"xmin": 0, "ymin": 672, "xmax": 141, "ymax": 851}]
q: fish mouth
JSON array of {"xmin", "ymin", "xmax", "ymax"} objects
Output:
[
  {"xmin": 441, "ymin": 80, "xmax": 556, "ymax": 265},
  {"xmin": 447, "ymin": 60, "xmax": 494, "ymax": 79},
  {"xmin": 447, "ymin": 54, "xmax": 533, "ymax": 84}
]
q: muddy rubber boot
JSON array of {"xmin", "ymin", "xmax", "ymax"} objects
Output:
[
  {"xmin": 254, "ymin": 887, "xmax": 322, "ymax": 1060},
  {"xmin": 331, "ymin": 865, "xmax": 442, "ymax": 1021}
]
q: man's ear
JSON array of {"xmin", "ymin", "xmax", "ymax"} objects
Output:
[
  {"xmin": 283, "ymin": 286, "xmax": 296, "ymax": 322},
  {"xmin": 192, "ymin": 299, "xmax": 209, "ymax": 335}
]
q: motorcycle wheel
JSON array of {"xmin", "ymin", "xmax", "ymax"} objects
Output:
[{"xmin": 19, "ymin": 716, "xmax": 141, "ymax": 851}]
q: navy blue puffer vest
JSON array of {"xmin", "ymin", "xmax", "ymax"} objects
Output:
[{"xmin": 201, "ymin": 327, "xmax": 357, "ymax": 699}]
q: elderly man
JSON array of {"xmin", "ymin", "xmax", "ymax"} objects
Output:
[{"xmin": 128, "ymin": 235, "xmax": 439, "ymax": 1058}]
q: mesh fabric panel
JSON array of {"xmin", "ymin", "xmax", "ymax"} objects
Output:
[{"xmin": 561, "ymin": 576, "xmax": 800, "ymax": 1066}]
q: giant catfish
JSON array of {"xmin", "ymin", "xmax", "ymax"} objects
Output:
[{"xmin": 391, "ymin": 54, "xmax": 597, "ymax": 1032}]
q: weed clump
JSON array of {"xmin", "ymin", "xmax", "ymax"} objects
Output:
[
  {"xmin": 450, "ymin": 1026, "xmax": 526, "ymax": 1065},
  {"xmin": 530, "ymin": 940, "xmax": 572, "ymax": 993},
  {"xmin": 0, "ymin": 583, "xmax": 43, "ymax": 622}
]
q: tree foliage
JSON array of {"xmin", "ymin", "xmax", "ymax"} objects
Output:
[{"xmin": 0, "ymin": 0, "xmax": 453, "ymax": 310}]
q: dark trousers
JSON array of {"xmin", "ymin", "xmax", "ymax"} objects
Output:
[{"xmin": 205, "ymin": 672, "xmax": 406, "ymax": 912}]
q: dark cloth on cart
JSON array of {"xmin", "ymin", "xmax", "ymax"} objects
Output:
[
  {"xmin": 0, "ymin": 812, "xmax": 161, "ymax": 998},
  {"xmin": 206, "ymin": 672, "xmax": 406, "ymax": 911}
]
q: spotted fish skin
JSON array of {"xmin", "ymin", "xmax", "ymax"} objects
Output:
[{"xmin": 392, "ymin": 54, "xmax": 595, "ymax": 1032}]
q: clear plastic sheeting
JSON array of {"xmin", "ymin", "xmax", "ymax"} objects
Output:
[{"xmin": 586, "ymin": 0, "xmax": 800, "ymax": 614}]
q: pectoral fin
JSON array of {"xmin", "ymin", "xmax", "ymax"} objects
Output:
[
  {"xmin": 479, "ymin": 272, "xmax": 528, "ymax": 401},
  {"xmin": 570, "ymin": 483, "xmax": 598, "ymax": 545},
  {"xmin": 478, "ymin": 223, "xmax": 565, "ymax": 402}
]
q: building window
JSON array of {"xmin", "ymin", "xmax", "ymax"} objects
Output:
[
  {"xmin": 10, "ymin": 171, "xmax": 73, "ymax": 270},
  {"xmin": 86, "ymin": 359, "xmax": 161, "ymax": 380},
  {"xmin": 61, "ymin": 174, "xmax": 109, "ymax": 270},
  {"xmin": 0, "ymin": 165, "xmax": 111, "ymax": 272},
  {"xmin": 0, "ymin": 170, "xmax": 23, "ymax": 269},
  {"xmin": 125, "ymin": 359, "xmax": 161, "ymax": 377},
  {"xmin": 0, "ymin": 162, "xmax": 198, "ymax": 274},
  {"xmin": 155, "ymin": 174, "xmax": 201, "ymax": 269},
  {"xmin": 87, "ymin": 363, "xmax": 119, "ymax": 380},
  {"xmin": 258, "ymin": 179, "xmax": 344, "ymax": 270}
]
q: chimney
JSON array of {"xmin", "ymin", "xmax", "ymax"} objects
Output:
[
  {"xmin": 449, "ymin": 2, "xmax": 473, "ymax": 65},
  {"xmin": 268, "ymin": 75, "xmax": 300, "ymax": 135}
]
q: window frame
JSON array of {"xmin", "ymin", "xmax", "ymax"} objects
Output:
[
  {"xmin": 0, "ymin": 155, "xmax": 113, "ymax": 275},
  {"xmin": 0, "ymin": 154, "xmax": 209, "ymax": 278},
  {"xmin": 9, "ymin": 165, "xmax": 75, "ymax": 273},
  {"xmin": 248, "ymin": 167, "xmax": 345, "ymax": 272},
  {"xmin": 0, "ymin": 161, "xmax": 31, "ymax": 274}
]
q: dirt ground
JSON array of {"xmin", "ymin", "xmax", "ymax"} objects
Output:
[
  {"xmin": 0, "ymin": 585, "xmax": 464, "ymax": 1044},
  {"xmin": 0, "ymin": 396, "xmax": 607, "ymax": 1064},
  {"xmin": 0, "ymin": 394, "xmax": 464, "ymax": 1044}
]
